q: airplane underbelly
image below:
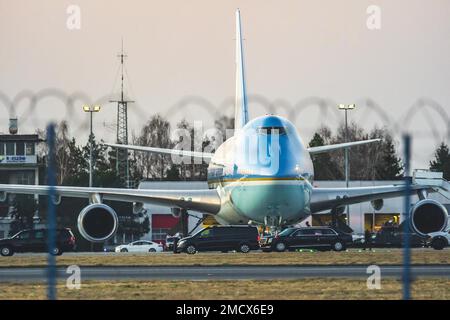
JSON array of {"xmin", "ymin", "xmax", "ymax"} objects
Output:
[{"xmin": 216, "ymin": 179, "xmax": 311, "ymax": 225}]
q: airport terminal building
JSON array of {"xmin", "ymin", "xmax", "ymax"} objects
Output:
[
  {"xmin": 139, "ymin": 180, "xmax": 450, "ymax": 239},
  {"xmin": 0, "ymin": 120, "xmax": 45, "ymax": 238}
]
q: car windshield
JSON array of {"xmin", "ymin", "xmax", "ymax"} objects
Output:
[
  {"xmin": 192, "ymin": 227, "xmax": 209, "ymax": 237},
  {"xmin": 279, "ymin": 228, "xmax": 297, "ymax": 236},
  {"xmin": 198, "ymin": 228, "xmax": 214, "ymax": 238}
]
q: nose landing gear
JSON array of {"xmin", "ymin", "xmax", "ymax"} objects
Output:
[{"xmin": 264, "ymin": 215, "xmax": 285, "ymax": 235}]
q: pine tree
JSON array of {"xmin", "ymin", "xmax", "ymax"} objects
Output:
[
  {"xmin": 375, "ymin": 135, "xmax": 403, "ymax": 180},
  {"xmin": 430, "ymin": 142, "xmax": 450, "ymax": 180},
  {"xmin": 308, "ymin": 132, "xmax": 343, "ymax": 180}
]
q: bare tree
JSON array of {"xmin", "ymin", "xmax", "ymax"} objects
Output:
[{"xmin": 132, "ymin": 114, "xmax": 172, "ymax": 180}]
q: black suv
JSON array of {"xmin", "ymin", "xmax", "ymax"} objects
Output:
[
  {"xmin": 371, "ymin": 225, "xmax": 425, "ymax": 248},
  {"xmin": 260, "ymin": 227, "xmax": 353, "ymax": 252},
  {"xmin": 0, "ymin": 228, "xmax": 76, "ymax": 256},
  {"xmin": 175, "ymin": 225, "xmax": 260, "ymax": 254}
]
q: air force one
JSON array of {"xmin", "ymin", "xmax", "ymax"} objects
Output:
[{"xmin": 0, "ymin": 10, "xmax": 448, "ymax": 243}]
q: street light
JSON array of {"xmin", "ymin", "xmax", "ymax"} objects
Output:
[
  {"xmin": 338, "ymin": 104, "xmax": 356, "ymax": 225},
  {"xmin": 83, "ymin": 104, "xmax": 101, "ymax": 187}
]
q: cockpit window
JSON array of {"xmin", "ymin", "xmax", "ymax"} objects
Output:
[{"xmin": 257, "ymin": 126, "xmax": 287, "ymax": 135}]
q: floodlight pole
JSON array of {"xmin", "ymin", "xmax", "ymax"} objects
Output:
[
  {"xmin": 89, "ymin": 111, "xmax": 93, "ymax": 187},
  {"xmin": 339, "ymin": 104, "xmax": 355, "ymax": 226},
  {"xmin": 344, "ymin": 108, "xmax": 349, "ymax": 190},
  {"xmin": 83, "ymin": 105, "xmax": 101, "ymax": 187}
]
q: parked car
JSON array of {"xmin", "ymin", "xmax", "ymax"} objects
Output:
[
  {"xmin": 0, "ymin": 228, "xmax": 76, "ymax": 256},
  {"xmin": 115, "ymin": 240, "xmax": 164, "ymax": 253},
  {"xmin": 260, "ymin": 226, "xmax": 352, "ymax": 252},
  {"xmin": 175, "ymin": 225, "xmax": 260, "ymax": 254},
  {"xmin": 371, "ymin": 225, "xmax": 425, "ymax": 248},
  {"xmin": 427, "ymin": 229, "xmax": 450, "ymax": 250}
]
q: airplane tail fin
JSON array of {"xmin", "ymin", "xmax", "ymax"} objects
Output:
[{"xmin": 234, "ymin": 9, "xmax": 249, "ymax": 130}]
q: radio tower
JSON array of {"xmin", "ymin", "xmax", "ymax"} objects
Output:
[{"xmin": 110, "ymin": 41, "xmax": 134, "ymax": 187}]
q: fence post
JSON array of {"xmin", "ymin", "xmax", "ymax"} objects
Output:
[
  {"xmin": 47, "ymin": 123, "xmax": 57, "ymax": 300},
  {"xmin": 402, "ymin": 134, "xmax": 411, "ymax": 300}
]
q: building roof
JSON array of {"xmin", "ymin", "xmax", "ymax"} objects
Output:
[{"xmin": 0, "ymin": 134, "xmax": 42, "ymax": 142}]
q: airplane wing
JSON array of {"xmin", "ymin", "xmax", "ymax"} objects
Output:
[
  {"xmin": 103, "ymin": 143, "xmax": 214, "ymax": 159},
  {"xmin": 307, "ymin": 139, "xmax": 381, "ymax": 155},
  {"xmin": 310, "ymin": 184, "xmax": 433, "ymax": 213},
  {"xmin": 0, "ymin": 184, "xmax": 221, "ymax": 214}
]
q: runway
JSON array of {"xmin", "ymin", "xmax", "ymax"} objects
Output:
[{"xmin": 0, "ymin": 265, "xmax": 449, "ymax": 282}]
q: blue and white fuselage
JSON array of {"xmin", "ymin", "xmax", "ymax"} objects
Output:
[{"xmin": 207, "ymin": 115, "xmax": 314, "ymax": 226}]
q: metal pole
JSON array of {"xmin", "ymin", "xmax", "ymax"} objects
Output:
[
  {"xmin": 345, "ymin": 109, "xmax": 350, "ymax": 225},
  {"xmin": 89, "ymin": 111, "xmax": 93, "ymax": 187},
  {"xmin": 46, "ymin": 124, "xmax": 57, "ymax": 300},
  {"xmin": 403, "ymin": 134, "xmax": 411, "ymax": 300}
]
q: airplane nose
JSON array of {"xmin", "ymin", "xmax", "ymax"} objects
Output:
[{"xmin": 229, "ymin": 178, "xmax": 310, "ymax": 225}]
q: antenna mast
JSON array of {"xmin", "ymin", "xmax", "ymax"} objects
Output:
[{"xmin": 110, "ymin": 40, "xmax": 134, "ymax": 188}]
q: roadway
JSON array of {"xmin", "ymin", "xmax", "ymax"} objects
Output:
[{"xmin": 0, "ymin": 265, "xmax": 449, "ymax": 282}]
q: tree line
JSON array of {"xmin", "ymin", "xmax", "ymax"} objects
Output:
[{"xmin": 6, "ymin": 114, "xmax": 450, "ymax": 247}]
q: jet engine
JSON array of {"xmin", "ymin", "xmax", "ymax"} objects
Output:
[
  {"xmin": 410, "ymin": 199, "xmax": 448, "ymax": 236},
  {"xmin": 77, "ymin": 204, "xmax": 118, "ymax": 242}
]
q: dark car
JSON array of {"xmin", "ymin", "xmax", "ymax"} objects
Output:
[
  {"xmin": 175, "ymin": 225, "xmax": 260, "ymax": 254},
  {"xmin": 0, "ymin": 228, "xmax": 76, "ymax": 256},
  {"xmin": 260, "ymin": 226, "xmax": 353, "ymax": 252},
  {"xmin": 371, "ymin": 225, "xmax": 425, "ymax": 248}
]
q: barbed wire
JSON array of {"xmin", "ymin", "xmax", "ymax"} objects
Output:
[{"xmin": 0, "ymin": 88, "xmax": 449, "ymax": 167}]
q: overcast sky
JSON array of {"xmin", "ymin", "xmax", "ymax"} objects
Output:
[{"xmin": 1, "ymin": 0, "xmax": 450, "ymax": 169}]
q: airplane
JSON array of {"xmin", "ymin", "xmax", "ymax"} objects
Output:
[{"xmin": 0, "ymin": 9, "xmax": 447, "ymax": 243}]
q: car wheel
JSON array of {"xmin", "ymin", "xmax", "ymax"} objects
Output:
[
  {"xmin": 186, "ymin": 245, "xmax": 197, "ymax": 254},
  {"xmin": 275, "ymin": 242, "xmax": 286, "ymax": 252},
  {"xmin": 120, "ymin": 248, "xmax": 128, "ymax": 253},
  {"xmin": 333, "ymin": 241, "xmax": 345, "ymax": 252},
  {"xmin": 0, "ymin": 246, "xmax": 13, "ymax": 257},
  {"xmin": 432, "ymin": 238, "xmax": 447, "ymax": 250},
  {"xmin": 50, "ymin": 247, "xmax": 62, "ymax": 256},
  {"xmin": 239, "ymin": 243, "xmax": 251, "ymax": 253},
  {"xmin": 149, "ymin": 248, "xmax": 156, "ymax": 253}
]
